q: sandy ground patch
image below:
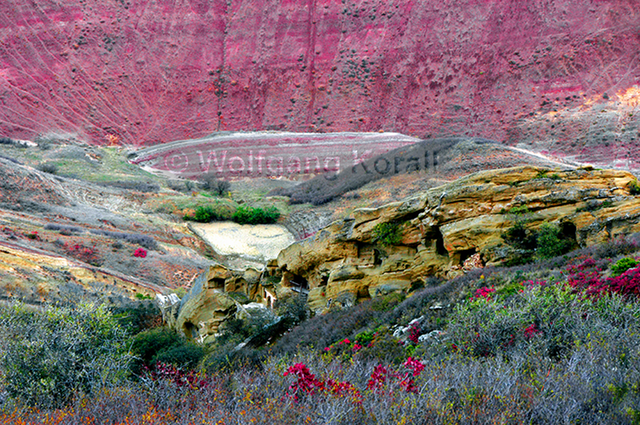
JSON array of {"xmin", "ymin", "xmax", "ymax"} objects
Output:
[{"xmin": 190, "ymin": 222, "xmax": 295, "ymax": 264}]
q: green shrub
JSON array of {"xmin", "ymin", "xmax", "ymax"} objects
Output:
[
  {"xmin": 628, "ymin": 179, "xmax": 640, "ymax": 195},
  {"xmin": 356, "ymin": 328, "xmax": 407, "ymax": 364},
  {"xmin": 503, "ymin": 221, "xmax": 574, "ymax": 263},
  {"xmin": 191, "ymin": 205, "xmax": 217, "ymax": 222},
  {"xmin": 611, "ymin": 257, "xmax": 639, "ymax": 277},
  {"xmin": 151, "ymin": 343, "xmax": 206, "ymax": 369},
  {"xmin": 536, "ymin": 222, "xmax": 574, "ymax": 259},
  {"xmin": 182, "ymin": 204, "xmax": 235, "ymax": 223},
  {"xmin": 533, "ymin": 169, "xmax": 562, "ymax": 180},
  {"xmin": 447, "ymin": 284, "xmax": 575, "ymax": 359},
  {"xmin": 0, "ymin": 303, "xmax": 131, "ymax": 408},
  {"xmin": 232, "ymin": 205, "xmax": 280, "ymax": 225},
  {"xmin": 130, "ymin": 327, "xmax": 202, "ymax": 372},
  {"xmin": 371, "ymin": 292, "xmax": 406, "ymax": 311},
  {"xmin": 36, "ymin": 162, "xmax": 58, "ymax": 174},
  {"xmin": 502, "ymin": 221, "xmax": 537, "ymax": 251},
  {"xmin": 373, "ymin": 222, "xmax": 402, "ymax": 246},
  {"xmin": 501, "ymin": 205, "xmax": 531, "ymax": 215},
  {"xmin": 110, "ymin": 301, "xmax": 162, "ymax": 335}
]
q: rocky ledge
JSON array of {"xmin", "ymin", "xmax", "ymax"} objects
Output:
[{"xmin": 277, "ymin": 166, "xmax": 640, "ymax": 313}]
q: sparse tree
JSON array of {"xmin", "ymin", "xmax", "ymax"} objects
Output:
[{"xmin": 200, "ymin": 173, "xmax": 231, "ymax": 196}]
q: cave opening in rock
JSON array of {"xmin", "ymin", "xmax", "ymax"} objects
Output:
[
  {"xmin": 560, "ymin": 221, "xmax": 577, "ymax": 242},
  {"xmin": 459, "ymin": 248, "xmax": 477, "ymax": 265},
  {"xmin": 373, "ymin": 248, "xmax": 384, "ymax": 266},
  {"xmin": 212, "ymin": 278, "xmax": 225, "ymax": 289},
  {"xmin": 290, "ymin": 274, "xmax": 309, "ymax": 290},
  {"xmin": 183, "ymin": 322, "xmax": 198, "ymax": 340},
  {"xmin": 435, "ymin": 227, "xmax": 448, "ymax": 256}
]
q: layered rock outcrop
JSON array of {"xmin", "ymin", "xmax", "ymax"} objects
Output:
[
  {"xmin": 171, "ymin": 166, "xmax": 640, "ymax": 341},
  {"xmin": 277, "ymin": 167, "xmax": 640, "ymax": 312}
]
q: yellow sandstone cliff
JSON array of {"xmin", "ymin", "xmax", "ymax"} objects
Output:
[{"xmin": 176, "ymin": 166, "xmax": 640, "ymax": 340}]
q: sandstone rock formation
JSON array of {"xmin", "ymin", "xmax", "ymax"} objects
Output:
[
  {"xmin": 172, "ymin": 165, "xmax": 640, "ymax": 343},
  {"xmin": 176, "ymin": 263, "xmax": 265, "ymax": 344},
  {"xmin": 277, "ymin": 166, "xmax": 640, "ymax": 313}
]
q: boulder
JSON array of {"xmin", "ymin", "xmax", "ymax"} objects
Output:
[{"xmin": 175, "ymin": 263, "xmax": 266, "ymax": 343}]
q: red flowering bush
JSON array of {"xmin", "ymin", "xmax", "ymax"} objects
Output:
[
  {"xmin": 407, "ymin": 323, "xmax": 421, "ymax": 344},
  {"xmin": 524, "ymin": 324, "xmax": 542, "ymax": 339},
  {"xmin": 590, "ymin": 267, "xmax": 640, "ymax": 299},
  {"xmin": 145, "ymin": 362, "xmax": 209, "ymax": 390},
  {"xmin": 284, "ymin": 363, "xmax": 325, "ymax": 397},
  {"xmin": 134, "ymin": 247, "xmax": 148, "ymax": 258},
  {"xmin": 565, "ymin": 256, "xmax": 640, "ymax": 299},
  {"xmin": 522, "ymin": 280, "xmax": 547, "ymax": 288},
  {"xmin": 284, "ymin": 363, "xmax": 361, "ymax": 403},
  {"xmin": 323, "ymin": 337, "xmax": 364, "ymax": 359},
  {"xmin": 64, "ymin": 242, "xmax": 102, "ymax": 266},
  {"xmin": 367, "ymin": 365, "xmax": 388, "ymax": 392},
  {"xmin": 399, "ymin": 377, "xmax": 418, "ymax": 393},
  {"xmin": 474, "ymin": 286, "xmax": 495, "ymax": 300},
  {"xmin": 403, "ymin": 356, "xmax": 425, "ymax": 377},
  {"xmin": 395, "ymin": 357, "xmax": 426, "ymax": 394},
  {"xmin": 325, "ymin": 379, "xmax": 361, "ymax": 403}
]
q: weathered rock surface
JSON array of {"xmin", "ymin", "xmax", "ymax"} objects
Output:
[
  {"xmin": 277, "ymin": 166, "xmax": 640, "ymax": 312},
  {"xmin": 1, "ymin": 1, "xmax": 639, "ymax": 169},
  {"xmin": 176, "ymin": 263, "xmax": 266, "ymax": 344}
]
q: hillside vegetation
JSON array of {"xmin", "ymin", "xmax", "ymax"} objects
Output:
[{"xmin": 1, "ymin": 235, "xmax": 640, "ymax": 424}]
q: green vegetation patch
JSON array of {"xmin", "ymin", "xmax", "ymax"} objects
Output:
[
  {"xmin": 0, "ymin": 303, "xmax": 131, "ymax": 409},
  {"xmin": 611, "ymin": 257, "xmax": 639, "ymax": 277},
  {"xmin": 628, "ymin": 179, "xmax": 640, "ymax": 195},
  {"xmin": 502, "ymin": 221, "xmax": 576, "ymax": 265},
  {"xmin": 373, "ymin": 222, "xmax": 403, "ymax": 246},
  {"xmin": 231, "ymin": 205, "xmax": 280, "ymax": 225}
]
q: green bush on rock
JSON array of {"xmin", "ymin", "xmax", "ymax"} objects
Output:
[
  {"xmin": 536, "ymin": 222, "xmax": 574, "ymax": 259},
  {"xmin": 373, "ymin": 222, "xmax": 402, "ymax": 246}
]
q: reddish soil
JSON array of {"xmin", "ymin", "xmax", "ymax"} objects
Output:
[{"xmin": 0, "ymin": 1, "xmax": 639, "ymax": 167}]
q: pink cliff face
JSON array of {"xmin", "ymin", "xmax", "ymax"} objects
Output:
[{"xmin": 0, "ymin": 0, "xmax": 639, "ymax": 167}]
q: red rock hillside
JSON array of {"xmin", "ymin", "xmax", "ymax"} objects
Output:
[{"xmin": 1, "ymin": 1, "xmax": 639, "ymax": 167}]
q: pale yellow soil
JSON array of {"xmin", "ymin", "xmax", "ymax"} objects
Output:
[{"xmin": 190, "ymin": 222, "xmax": 295, "ymax": 264}]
